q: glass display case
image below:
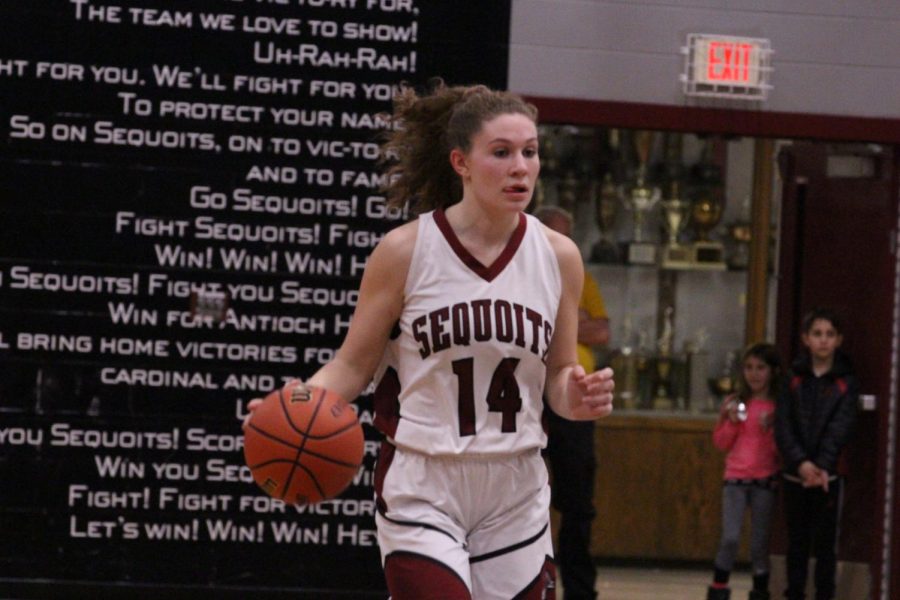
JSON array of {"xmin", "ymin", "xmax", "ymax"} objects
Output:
[{"xmin": 534, "ymin": 125, "xmax": 780, "ymax": 416}]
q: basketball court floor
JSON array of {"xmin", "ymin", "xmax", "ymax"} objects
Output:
[
  {"xmin": 560, "ymin": 566, "xmax": 753, "ymax": 599},
  {"xmin": 575, "ymin": 560, "xmax": 870, "ymax": 599}
]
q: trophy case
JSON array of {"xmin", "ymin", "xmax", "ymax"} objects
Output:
[
  {"xmin": 534, "ymin": 125, "xmax": 779, "ymax": 417},
  {"xmin": 540, "ymin": 125, "xmax": 782, "ymax": 563}
]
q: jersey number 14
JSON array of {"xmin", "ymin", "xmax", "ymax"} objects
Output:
[{"xmin": 452, "ymin": 357, "xmax": 522, "ymax": 436}]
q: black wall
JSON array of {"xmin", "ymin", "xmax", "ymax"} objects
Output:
[{"xmin": 0, "ymin": 1, "xmax": 510, "ymax": 595}]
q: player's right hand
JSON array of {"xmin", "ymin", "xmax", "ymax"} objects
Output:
[
  {"xmin": 241, "ymin": 398, "xmax": 264, "ymax": 431},
  {"xmin": 241, "ymin": 379, "xmax": 302, "ymax": 430}
]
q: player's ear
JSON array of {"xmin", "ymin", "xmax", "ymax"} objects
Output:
[{"xmin": 449, "ymin": 148, "xmax": 469, "ymax": 179}]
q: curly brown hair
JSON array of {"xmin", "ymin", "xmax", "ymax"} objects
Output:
[{"xmin": 380, "ymin": 79, "xmax": 538, "ymax": 213}]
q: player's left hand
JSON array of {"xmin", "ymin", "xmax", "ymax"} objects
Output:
[{"xmin": 567, "ymin": 365, "xmax": 614, "ymax": 420}]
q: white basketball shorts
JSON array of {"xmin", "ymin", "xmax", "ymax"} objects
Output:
[{"xmin": 375, "ymin": 444, "xmax": 554, "ymax": 599}]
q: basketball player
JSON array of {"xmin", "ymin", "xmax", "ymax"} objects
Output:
[{"xmin": 247, "ymin": 81, "xmax": 614, "ymax": 599}]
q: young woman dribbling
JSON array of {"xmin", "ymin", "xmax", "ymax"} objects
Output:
[{"xmin": 245, "ymin": 82, "xmax": 615, "ymax": 599}]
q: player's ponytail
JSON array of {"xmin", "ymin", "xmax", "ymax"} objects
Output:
[{"xmin": 381, "ymin": 79, "xmax": 538, "ymax": 214}]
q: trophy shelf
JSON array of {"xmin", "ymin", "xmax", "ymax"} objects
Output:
[
  {"xmin": 537, "ymin": 127, "xmax": 782, "ymax": 565},
  {"xmin": 588, "ymin": 262, "xmax": 754, "ymax": 418},
  {"xmin": 538, "ymin": 128, "xmax": 776, "ymax": 418},
  {"xmin": 586, "ymin": 259, "xmax": 744, "ymax": 272}
]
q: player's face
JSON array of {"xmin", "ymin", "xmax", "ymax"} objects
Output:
[
  {"xmin": 456, "ymin": 113, "xmax": 539, "ymax": 214},
  {"xmin": 802, "ymin": 318, "xmax": 843, "ymax": 362},
  {"xmin": 742, "ymin": 355, "xmax": 772, "ymax": 397}
]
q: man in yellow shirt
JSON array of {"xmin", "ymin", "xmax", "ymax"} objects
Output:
[{"xmin": 535, "ymin": 206, "xmax": 610, "ymax": 600}]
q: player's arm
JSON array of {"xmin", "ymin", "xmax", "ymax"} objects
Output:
[
  {"xmin": 242, "ymin": 222, "xmax": 414, "ymax": 428},
  {"xmin": 304, "ymin": 222, "xmax": 415, "ymax": 402},
  {"xmin": 543, "ymin": 231, "xmax": 614, "ymax": 421}
]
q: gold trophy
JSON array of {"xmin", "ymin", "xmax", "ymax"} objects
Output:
[
  {"xmin": 531, "ymin": 178, "xmax": 546, "ymax": 212},
  {"xmin": 691, "ymin": 193, "xmax": 726, "ymax": 267},
  {"xmin": 531, "ymin": 127, "xmax": 560, "ymax": 214},
  {"xmin": 530, "ymin": 135, "xmax": 548, "ymax": 213},
  {"xmin": 610, "ymin": 315, "xmax": 639, "ymax": 409},
  {"xmin": 653, "ymin": 306, "xmax": 675, "ymax": 410},
  {"xmin": 635, "ymin": 329, "xmax": 653, "ymax": 409},
  {"xmin": 727, "ymin": 222, "xmax": 752, "ymax": 269},
  {"xmin": 556, "ymin": 170, "xmax": 579, "ymax": 215},
  {"xmin": 689, "ymin": 140, "xmax": 727, "ymax": 269},
  {"xmin": 622, "ymin": 131, "xmax": 660, "ymax": 265},
  {"xmin": 538, "ymin": 127, "xmax": 560, "ymax": 175},
  {"xmin": 726, "ymin": 195, "xmax": 752, "ymax": 270},
  {"xmin": 590, "ymin": 172, "xmax": 621, "ymax": 263},
  {"xmin": 686, "ymin": 328, "xmax": 712, "ymax": 412},
  {"xmin": 707, "ymin": 374, "xmax": 735, "ymax": 406},
  {"xmin": 659, "ymin": 180, "xmax": 692, "ymax": 269},
  {"xmin": 708, "ymin": 350, "xmax": 738, "ymax": 408}
]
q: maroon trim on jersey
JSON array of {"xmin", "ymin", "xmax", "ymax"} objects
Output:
[
  {"xmin": 385, "ymin": 551, "xmax": 472, "ymax": 599},
  {"xmin": 374, "ymin": 366, "xmax": 401, "ymax": 439},
  {"xmin": 374, "ymin": 440, "xmax": 396, "ymax": 516},
  {"xmin": 433, "ymin": 208, "xmax": 527, "ymax": 282}
]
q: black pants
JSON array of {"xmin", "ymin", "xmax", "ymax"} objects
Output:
[
  {"xmin": 782, "ymin": 476, "xmax": 843, "ymax": 600},
  {"xmin": 546, "ymin": 410, "xmax": 597, "ymax": 600}
]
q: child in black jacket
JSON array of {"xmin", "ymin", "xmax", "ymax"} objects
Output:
[{"xmin": 775, "ymin": 308, "xmax": 858, "ymax": 600}]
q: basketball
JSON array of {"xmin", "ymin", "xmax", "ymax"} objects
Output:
[{"xmin": 243, "ymin": 380, "xmax": 364, "ymax": 505}]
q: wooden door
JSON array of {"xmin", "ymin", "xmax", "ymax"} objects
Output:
[{"xmin": 775, "ymin": 142, "xmax": 898, "ymax": 599}]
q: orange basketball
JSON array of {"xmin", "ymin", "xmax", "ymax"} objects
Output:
[{"xmin": 243, "ymin": 381, "xmax": 364, "ymax": 505}]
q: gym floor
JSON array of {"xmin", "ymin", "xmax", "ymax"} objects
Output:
[{"xmin": 561, "ymin": 566, "xmax": 753, "ymax": 599}]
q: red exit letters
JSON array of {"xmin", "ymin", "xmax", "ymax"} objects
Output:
[{"xmin": 706, "ymin": 41, "xmax": 755, "ymax": 83}]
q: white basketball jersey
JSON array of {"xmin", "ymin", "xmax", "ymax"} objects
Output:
[{"xmin": 373, "ymin": 209, "xmax": 561, "ymax": 455}]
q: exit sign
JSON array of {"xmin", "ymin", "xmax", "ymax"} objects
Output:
[{"xmin": 681, "ymin": 34, "xmax": 773, "ymax": 100}]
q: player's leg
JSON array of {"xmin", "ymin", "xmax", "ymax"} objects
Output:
[
  {"xmin": 383, "ymin": 551, "xmax": 472, "ymax": 600},
  {"xmin": 470, "ymin": 526, "xmax": 556, "ymax": 599},
  {"xmin": 468, "ymin": 451, "xmax": 557, "ymax": 599},
  {"xmin": 374, "ymin": 444, "xmax": 473, "ymax": 598}
]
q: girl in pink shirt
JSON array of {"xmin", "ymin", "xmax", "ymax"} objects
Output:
[{"xmin": 707, "ymin": 343, "xmax": 783, "ymax": 600}]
